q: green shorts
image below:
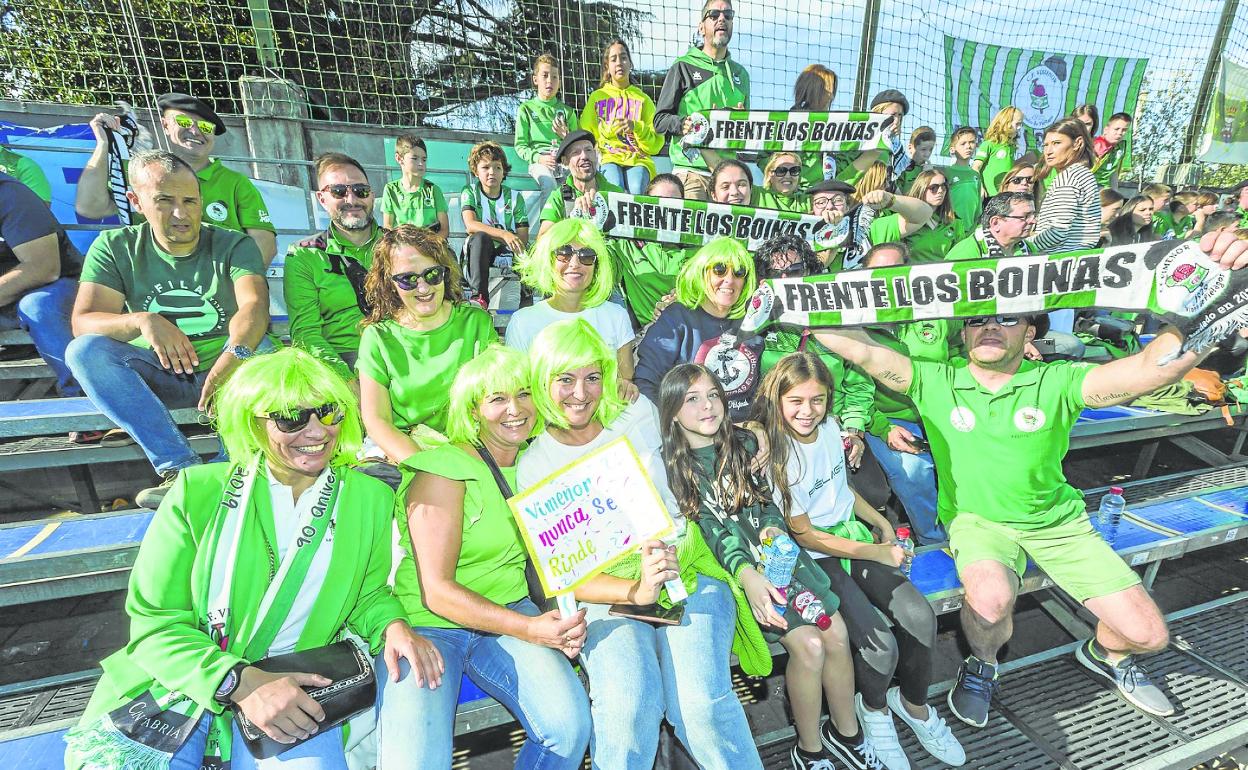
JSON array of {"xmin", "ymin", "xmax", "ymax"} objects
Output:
[{"xmin": 947, "ymin": 512, "xmax": 1141, "ymax": 602}]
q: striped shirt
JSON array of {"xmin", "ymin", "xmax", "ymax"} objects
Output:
[{"xmin": 1028, "ymin": 164, "xmax": 1100, "ymax": 254}]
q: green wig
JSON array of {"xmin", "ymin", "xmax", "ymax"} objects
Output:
[
  {"xmin": 673, "ymin": 236, "xmax": 757, "ymax": 319},
  {"xmin": 516, "ymin": 218, "xmax": 616, "ymax": 308},
  {"xmin": 211, "ymin": 347, "xmax": 363, "ymax": 469},
  {"xmin": 445, "ymin": 344, "xmax": 542, "ymax": 444},
  {"xmin": 528, "ymin": 318, "xmax": 628, "ymax": 430}
]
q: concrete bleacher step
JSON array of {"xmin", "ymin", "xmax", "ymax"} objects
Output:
[{"xmin": 0, "ymin": 433, "xmax": 219, "ymax": 473}]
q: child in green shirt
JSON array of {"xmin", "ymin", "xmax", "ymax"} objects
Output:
[
  {"xmin": 973, "ymin": 106, "xmax": 1023, "ymax": 197},
  {"xmin": 380, "ymin": 134, "xmax": 449, "ymax": 234},
  {"xmin": 944, "ymin": 125, "xmax": 983, "ymax": 230},
  {"xmin": 515, "ymin": 54, "xmax": 577, "ymax": 224}
]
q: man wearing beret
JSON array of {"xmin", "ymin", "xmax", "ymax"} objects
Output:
[
  {"xmin": 75, "ymin": 93, "xmax": 277, "ymax": 265},
  {"xmin": 537, "ymin": 129, "xmax": 623, "ymax": 236}
]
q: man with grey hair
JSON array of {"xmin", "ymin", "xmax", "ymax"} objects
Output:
[
  {"xmin": 66, "ymin": 149, "xmax": 272, "ymax": 508},
  {"xmin": 946, "ymin": 192, "xmax": 1035, "ymax": 261}
]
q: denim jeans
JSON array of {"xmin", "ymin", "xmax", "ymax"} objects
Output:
[
  {"xmin": 863, "ymin": 418, "xmax": 946, "ymax": 545},
  {"xmin": 168, "ymin": 712, "xmax": 347, "ymax": 770},
  {"xmin": 65, "ymin": 334, "xmax": 208, "ymax": 474},
  {"xmin": 579, "ymin": 575, "xmax": 762, "ymax": 770},
  {"xmin": 0, "ymin": 277, "xmax": 80, "ymax": 396},
  {"xmin": 376, "ymin": 598, "xmax": 590, "ymax": 769},
  {"xmin": 600, "ymin": 163, "xmax": 651, "ymax": 195}
]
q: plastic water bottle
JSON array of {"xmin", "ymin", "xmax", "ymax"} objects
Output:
[
  {"xmin": 1097, "ymin": 487, "xmax": 1126, "ymax": 544},
  {"xmin": 792, "ymin": 588, "xmax": 832, "ymax": 630},
  {"xmin": 761, "ymin": 534, "xmax": 800, "ymax": 615},
  {"xmin": 896, "ymin": 526, "xmax": 915, "ymax": 577}
]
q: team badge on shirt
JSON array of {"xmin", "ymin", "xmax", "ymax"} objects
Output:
[
  {"xmin": 205, "ymin": 201, "xmax": 229, "ymax": 223},
  {"xmin": 949, "ymin": 406, "xmax": 976, "ymax": 432},
  {"xmin": 1014, "ymin": 406, "xmax": 1047, "ymax": 433}
]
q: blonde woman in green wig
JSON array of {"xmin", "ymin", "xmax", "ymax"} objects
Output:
[
  {"xmin": 65, "ymin": 347, "xmax": 441, "ymax": 770},
  {"xmin": 506, "ymin": 218, "xmax": 637, "ymax": 389},
  {"xmin": 634, "ymin": 236, "xmax": 764, "ymax": 423},
  {"xmin": 516, "ymin": 319, "xmax": 767, "ymax": 770},
  {"xmin": 378, "ymin": 343, "xmax": 591, "ymax": 768}
]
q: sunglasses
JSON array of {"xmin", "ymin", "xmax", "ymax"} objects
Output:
[
  {"xmin": 263, "ymin": 403, "xmax": 344, "ymax": 433},
  {"xmin": 768, "ymin": 263, "xmax": 807, "ymax": 279},
  {"xmin": 965, "ymin": 315, "xmax": 1023, "ymax": 328},
  {"xmin": 710, "ymin": 262, "xmax": 749, "ymax": 278},
  {"xmin": 703, "ymin": 8, "xmax": 735, "ymax": 20},
  {"xmin": 926, "ymin": 182, "xmax": 948, "ymax": 193},
  {"xmin": 554, "ymin": 245, "xmax": 598, "ymax": 265},
  {"xmin": 171, "ymin": 114, "xmax": 216, "ymax": 135},
  {"xmin": 392, "ymin": 266, "xmax": 449, "ymax": 290},
  {"xmin": 773, "ymin": 165, "xmax": 801, "ymax": 178},
  {"xmin": 320, "ymin": 183, "xmax": 372, "ymax": 200},
  {"xmin": 1008, "ymin": 176, "xmax": 1035, "ymax": 186}
]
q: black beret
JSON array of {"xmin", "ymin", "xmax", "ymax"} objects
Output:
[
  {"xmin": 156, "ymin": 92, "xmax": 226, "ymax": 136},
  {"xmin": 870, "ymin": 89, "xmax": 910, "ymax": 116},
  {"xmin": 556, "ymin": 129, "xmax": 595, "ymax": 162},
  {"xmin": 808, "ymin": 179, "xmax": 855, "ymax": 196}
]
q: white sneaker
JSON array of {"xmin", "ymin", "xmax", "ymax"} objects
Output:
[
  {"xmin": 854, "ymin": 693, "xmax": 910, "ymax": 770},
  {"xmin": 887, "ymin": 686, "xmax": 967, "ymax": 766}
]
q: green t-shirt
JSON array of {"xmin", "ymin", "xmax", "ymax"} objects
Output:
[
  {"xmin": 973, "ymin": 139, "xmax": 1015, "ymax": 197},
  {"xmin": 460, "ymin": 181, "xmax": 529, "ymax": 245},
  {"xmin": 608, "ymin": 239, "xmax": 689, "ymax": 326},
  {"xmin": 751, "ymin": 187, "xmax": 809, "ymax": 213},
  {"xmin": 1092, "ymin": 141, "xmax": 1128, "ymax": 187},
  {"xmin": 869, "ymin": 212, "xmax": 963, "ymax": 263},
  {"xmin": 540, "ymin": 174, "xmax": 624, "ymax": 224},
  {"xmin": 514, "ymin": 97, "xmax": 579, "ymax": 164},
  {"xmin": 80, "ymin": 223, "xmax": 265, "ymax": 371},
  {"xmin": 944, "ymin": 164, "xmax": 982, "ymax": 231},
  {"xmin": 1152, "ymin": 210, "xmax": 1178, "ymax": 239},
  {"xmin": 283, "ymin": 224, "xmax": 383, "ymax": 376},
  {"xmin": 394, "ymin": 445, "xmax": 529, "ymax": 628},
  {"xmin": 759, "ymin": 330, "xmax": 875, "ymax": 432},
  {"xmin": 355, "ymin": 303, "xmax": 498, "ymax": 433},
  {"xmin": 188, "ymin": 159, "xmax": 275, "ymax": 233},
  {"xmin": 864, "ymin": 321, "xmax": 962, "ymax": 435},
  {"xmin": 378, "ymin": 179, "xmax": 447, "ymax": 231},
  {"xmin": 907, "ymin": 358, "xmax": 1093, "ymax": 529},
  {"xmin": 0, "ymin": 148, "xmax": 51, "ymax": 203}
]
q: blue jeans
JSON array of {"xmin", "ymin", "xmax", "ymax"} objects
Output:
[
  {"xmin": 169, "ymin": 712, "xmax": 346, "ymax": 770},
  {"xmin": 0, "ymin": 277, "xmax": 80, "ymax": 396},
  {"xmin": 376, "ymin": 598, "xmax": 590, "ymax": 769},
  {"xmin": 600, "ymin": 163, "xmax": 651, "ymax": 195},
  {"xmin": 864, "ymin": 419, "xmax": 945, "ymax": 545},
  {"xmin": 580, "ymin": 575, "xmax": 762, "ymax": 770},
  {"xmin": 65, "ymin": 334, "xmax": 208, "ymax": 473}
]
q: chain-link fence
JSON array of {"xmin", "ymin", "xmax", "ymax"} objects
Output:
[{"xmin": 3, "ymin": 0, "xmax": 1247, "ymax": 177}]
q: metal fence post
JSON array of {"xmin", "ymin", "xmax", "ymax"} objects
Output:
[
  {"xmin": 246, "ymin": 0, "xmax": 281, "ymax": 71},
  {"xmin": 1182, "ymin": 0, "xmax": 1241, "ymax": 163},
  {"xmin": 852, "ymin": 0, "xmax": 884, "ymax": 111}
]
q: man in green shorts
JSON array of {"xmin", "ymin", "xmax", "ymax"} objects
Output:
[
  {"xmin": 75, "ymin": 92, "xmax": 277, "ymax": 265},
  {"xmin": 809, "ymin": 231, "xmax": 1248, "ymax": 727},
  {"xmin": 284, "ymin": 152, "xmax": 382, "ymax": 379},
  {"xmin": 946, "ymin": 192, "xmax": 1035, "ymax": 261}
]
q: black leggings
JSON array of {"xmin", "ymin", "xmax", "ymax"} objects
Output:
[{"xmin": 819, "ymin": 557, "xmax": 936, "ymax": 710}]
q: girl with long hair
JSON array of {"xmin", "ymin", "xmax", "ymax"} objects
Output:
[
  {"xmin": 973, "ymin": 106, "xmax": 1024, "ymax": 196},
  {"xmin": 1106, "ymin": 195, "xmax": 1157, "ymax": 246},
  {"xmin": 580, "ymin": 39, "xmax": 663, "ymax": 193},
  {"xmin": 867, "ymin": 168, "xmax": 965, "ymax": 263}
]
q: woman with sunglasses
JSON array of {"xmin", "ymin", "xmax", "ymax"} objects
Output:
[
  {"xmin": 752, "ymin": 152, "xmax": 809, "ymax": 213},
  {"xmin": 507, "ymin": 219, "xmax": 636, "ymax": 387},
  {"xmin": 634, "ymin": 237, "xmax": 765, "ymax": 423},
  {"xmin": 65, "ymin": 348, "xmax": 440, "ymax": 770},
  {"xmin": 995, "ymin": 155, "xmax": 1038, "ymax": 198},
  {"xmin": 357, "ymin": 226, "xmax": 497, "ymax": 483},
  {"xmin": 378, "ymin": 344, "xmax": 591, "ymax": 769},
  {"xmin": 866, "ymin": 169, "xmax": 964, "ymax": 264}
]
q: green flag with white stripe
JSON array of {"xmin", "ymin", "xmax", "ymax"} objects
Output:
[{"xmin": 943, "ymin": 35, "xmax": 1147, "ymax": 155}]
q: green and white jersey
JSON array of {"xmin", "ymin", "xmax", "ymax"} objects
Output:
[{"xmin": 460, "ymin": 181, "xmax": 529, "ymax": 243}]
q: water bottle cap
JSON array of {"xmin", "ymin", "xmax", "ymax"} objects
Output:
[
  {"xmin": 1109, "ymin": 486, "xmax": 1124, "ymax": 495},
  {"xmin": 815, "ymin": 614, "xmax": 832, "ymax": 631},
  {"xmin": 896, "ymin": 527, "xmax": 911, "ymax": 539}
]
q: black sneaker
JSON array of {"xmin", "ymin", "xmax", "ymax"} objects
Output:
[
  {"xmin": 947, "ymin": 655, "xmax": 998, "ymax": 728},
  {"xmin": 135, "ymin": 471, "xmax": 178, "ymax": 510},
  {"xmin": 820, "ymin": 720, "xmax": 884, "ymax": 770},
  {"xmin": 1075, "ymin": 638, "xmax": 1175, "ymax": 716},
  {"xmin": 790, "ymin": 743, "xmax": 839, "ymax": 770}
]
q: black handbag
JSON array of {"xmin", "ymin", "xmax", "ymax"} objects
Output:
[
  {"xmin": 475, "ymin": 444, "xmax": 554, "ymax": 613},
  {"xmin": 233, "ymin": 639, "xmax": 375, "ymax": 759}
]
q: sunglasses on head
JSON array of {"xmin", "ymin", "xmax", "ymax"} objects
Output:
[
  {"xmin": 703, "ymin": 8, "xmax": 735, "ymax": 20},
  {"xmin": 554, "ymin": 245, "xmax": 598, "ymax": 265},
  {"xmin": 710, "ymin": 262, "xmax": 749, "ymax": 278},
  {"xmin": 965, "ymin": 315, "xmax": 1023, "ymax": 328},
  {"xmin": 320, "ymin": 183, "xmax": 372, "ymax": 200},
  {"xmin": 172, "ymin": 114, "xmax": 216, "ymax": 135},
  {"xmin": 263, "ymin": 403, "xmax": 344, "ymax": 433},
  {"xmin": 773, "ymin": 165, "xmax": 801, "ymax": 178},
  {"xmin": 392, "ymin": 265, "xmax": 449, "ymax": 290}
]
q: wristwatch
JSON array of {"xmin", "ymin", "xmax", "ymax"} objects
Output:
[
  {"xmin": 214, "ymin": 662, "xmax": 247, "ymax": 704},
  {"xmin": 223, "ymin": 343, "xmax": 254, "ymax": 360}
]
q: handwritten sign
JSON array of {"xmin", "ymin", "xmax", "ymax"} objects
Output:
[{"xmin": 509, "ymin": 437, "xmax": 675, "ymax": 598}]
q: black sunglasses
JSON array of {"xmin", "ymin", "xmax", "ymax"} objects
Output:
[
  {"xmin": 1007, "ymin": 176, "xmax": 1035, "ymax": 186},
  {"xmin": 320, "ymin": 183, "xmax": 372, "ymax": 200},
  {"xmin": 392, "ymin": 266, "xmax": 449, "ymax": 290},
  {"xmin": 703, "ymin": 8, "xmax": 735, "ymax": 20},
  {"xmin": 926, "ymin": 182, "xmax": 948, "ymax": 193},
  {"xmin": 773, "ymin": 165, "xmax": 801, "ymax": 178},
  {"xmin": 965, "ymin": 315, "xmax": 1023, "ymax": 328},
  {"xmin": 555, "ymin": 245, "xmax": 598, "ymax": 265},
  {"xmin": 263, "ymin": 403, "xmax": 344, "ymax": 433},
  {"xmin": 768, "ymin": 262, "xmax": 807, "ymax": 279},
  {"xmin": 710, "ymin": 262, "xmax": 749, "ymax": 278}
]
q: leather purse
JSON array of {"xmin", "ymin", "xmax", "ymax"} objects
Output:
[{"xmin": 233, "ymin": 639, "xmax": 375, "ymax": 759}]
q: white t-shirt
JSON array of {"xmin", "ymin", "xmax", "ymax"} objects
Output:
[
  {"xmin": 777, "ymin": 420, "xmax": 856, "ymax": 559},
  {"xmin": 504, "ymin": 299, "xmax": 635, "ymax": 354},
  {"xmin": 267, "ymin": 465, "xmax": 336, "ymax": 656}
]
